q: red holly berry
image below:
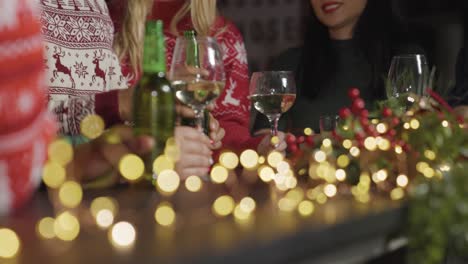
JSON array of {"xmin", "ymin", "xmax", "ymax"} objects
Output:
[
  {"xmin": 387, "ymin": 129, "xmax": 397, "ymax": 137},
  {"xmin": 365, "ymin": 124, "xmax": 376, "ymax": 135},
  {"xmin": 286, "ymin": 134, "xmax": 296, "ymax": 145},
  {"xmin": 382, "ymin": 107, "xmax": 392, "ymax": 118},
  {"xmin": 297, "ymin": 136, "xmax": 305, "ymax": 144},
  {"xmin": 339, "ymin": 107, "xmax": 352, "ymax": 119},
  {"xmin": 348, "ymin": 88, "xmax": 360, "ymax": 100},
  {"xmin": 391, "ymin": 117, "xmax": 400, "ymax": 126},
  {"xmin": 402, "ymin": 143, "xmax": 411, "ymax": 152},
  {"xmin": 352, "ymin": 98, "xmax": 365, "ymax": 112},
  {"xmin": 305, "ymin": 135, "xmax": 314, "ymax": 146},
  {"xmin": 360, "ymin": 109, "xmax": 369, "ymax": 118},
  {"xmin": 355, "ymin": 131, "xmax": 365, "ymax": 141},
  {"xmin": 360, "ymin": 117, "xmax": 369, "ymax": 127},
  {"xmin": 288, "ymin": 144, "xmax": 298, "ymax": 154},
  {"xmin": 457, "ymin": 116, "xmax": 465, "ymax": 124}
]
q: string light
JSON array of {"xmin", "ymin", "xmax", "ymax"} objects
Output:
[
  {"xmin": 322, "ymin": 138, "xmax": 332, "ymax": 148},
  {"xmin": 54, "ymin": 212, "xmax": 80, "ymax": 241},
  {"xmin": 58, "ymin": 181, "xmax": 83, "ymax": 208},
  {"xmin": 219, "ymin": 152, "xmax": 239, "ymax": 170},
  {"xmin": 391, "ymin": 188, "xmax": 405, "ymax": 200},
  {"xmin": 276, "ymin": 161, "xmax": 290, "ymax": 174},
  {"xmin": 314, "ymin": 151, "xmax": 326, "ymax": 163},
  {"xmin": 424, "ymin": 150, "xmax": 436, "ymax": 161},
  {"xmin": 185, "ymin": 176, "xmax": 202, "ymax": 192},
  {"xmin": 350, "ymin": 147, "xmax": 360, "ymax": 157},
  {"xmin": 403, "ymin": 122, "xmax": 410, "ymax": 129},
  {"xmin": 298, "ymin": 200, "xmax": 314, "ymax": 217},
  {"xmin": 337, "ymin": 155, "xmax": 350, "ymax": 168},
  {"xmin": 210, "ymin": 165, "xmax": 228, "ymax": 184},
  {"xmin": 80, "ymin": 114, "xmax": 105, "ymax": 139},
  {"xmin": 395, "ymin": 145, "xmax": 403, "ymax": 154},
  {"xmin": 441, "ymin": 120, "xmax": 449, "ymax": 127},
  {"xmin": 0, "ymin": 228, "xmax": 20, "ymax": 258},
  {"xmin": 364, "ymin": 137, "xmax": 377, "ymax": 151},
  {"xmin": 416, "ymin": 162, "xmax": 429, "ymax": 173},
  {"xmin": 90, "ymin": 197, "xmax": 118, "ymax": 219},
  {"xmin": 153, "ymin": 155, "xmax": 174, "ymax": 175},
  {"xmin": 342, "ymin": 139, "xmax": 353, "ymax": 149},
  {"xmin": 258, "ymin": 156, "xmax": 266, "ymax": 164},
  {"xmin": 396, "ymin": 174, "xmax": 409, "ymax": 188},
  {"xmin": 336, "ymin": 169, "xmax": 347, "ymax": 181},
  {"xmin": 271, "ymin": 136, "xmax": 280, "ymax": 146},
  {"xmin": 96, "ymin": 209, "xmax": 114, "ymax": 229},
  {"xmin": 110, "ymin": 222, "xmax": 136, "ymax": 248},
  {"xmin": 212, "ymin": 196, "xmax": 235, "ymax": 217},
  {"xmin": 37, "ymin": 217, "xmax": 55, "ymax": 239},
  {"xmin": 240, "ymin": 149, "xmax": 259, "ymax": 169},
  {"xmin": 155, "ymin": 203, "xmax": 176, "ymax": 227},
  {"xmin": 42, "ymin": 161, "xmax": 66, "ymax": 188},
  {"xmin": 304, "ymin": 128, "xmax": 313, "ymax": 136},
  {"xmin": 278, "ymin": 198, "xmax": 297, "ymax": 212},
  {"xmin": 48, "ymin": 139, "xmax": 73, "ymax": 166},
  {"xmin": 258, "ymin": 165, "xmax": 275, "ymax": 182},
  {"xmin": 267, "ymin": 151, "xmax": 283, "ymax": 168},
  {"xmin": 164, "ymin": 137, "xmax": 180, "ymax": 162},
  {"xmin": 239, "ymin": 197, "xmax": 256, "ymax": 214},
  {"xmin": 376, "ymin": 123, "xmax": 388, "ymax": 134},
  {"xmin": 410, "ymin": 119, "xmax": 420, "ymax": 129},
  {"xmin": 377, "ymin": 138, "xmax": 391, "ymax": 151},
  {"xmin": 324, "ymin": 184, "xmax": 337, "ymax": 197},
  {"xmin": 119, "ymin": 154, "xmax": 145, "ymax": 181},
  {"xmin": 156, "ymin": 170, "xmax": 180, "ymax": 195},
  {"xmin": 423, "ymin": 167, "xmax": 435, "ymax": 178}
]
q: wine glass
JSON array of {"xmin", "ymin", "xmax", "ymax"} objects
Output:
[
  {"xmin": 387, "ymin": 54, "xmax": 429, "ymax": 100},
  {"xmin": 249, "ymin": 71, "xmax": 296, "ymax": 136},
  {"xmin": 169, "ymin": 36, "xmax": 225, "ymax": 130}
]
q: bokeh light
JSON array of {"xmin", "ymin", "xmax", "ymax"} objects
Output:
[
  {"xmin": 395, "ymin": 145, "xmax": 403, "ymax": 154},
  {"xmin": 336, "ymin": 169, "xmax": 347, "ymax": 181},
  {"xmin": 258, "ymin": 156, "xmax": 266, "ymax": 164},
  {"xmin": 96, "ymin": 209, "xmax": 114, "ymax": 229},
  {"xmin": 337, "ymin": 155, "xmax": 350, "ymax": 168},
  {"xmin": 258, "ymin": 165, "xmax": 275, "ymax": 182},
  {"xmin": 219, "ymin": 152, "xmax": 239, "ymax": 170},
  {"xmin": 278, "ymin": 198, "xmax": 297, "ymax": 212},
  {"xmin": 164, "ymin": 137, "xmax": 180, "ymax": 162},
  {"xmin": 322, "ymin": 138, "xmax": 332, "ymax": 148},
  {"xmin": 410, "ymin": 119, "xmax": 420, "ymax": 129},
  {"xmin": 276, "ymin": 161, "xmax": 290, "ymax": 175},
  {"xmin": 372, "ymin": 170, "xmax": 388, "ymax": 183},
  {"xmin": 58, "ymin": 181, "xmax": 83, "ymax": 208},
  {"xmin": 324, "ymin": 184, "xmax": 337, "ymax": 198},
  {"xmin": 350, "ymin": 147, "xmax": 360, "ymax": 157},
  {"xmin": 210, "ymin": 165, "xmax": 229, "ymax": 184},
  {"xmin": 54, "ymin": 212, "xmax": 80, "ymax": 241},
  {"xmin": 155, "ymin": 203, "xmax": 176, "ymax": 227},
  {"xmin": 342, "ymin": 139, "xmax": 353, "ymax": 149},
  {"xmin": 271, "ymin": 136, "xmax": 280, "ymax": 146},
  {"xmin": 119, "ymin": 154, "xmax": 145, "ymax": 181},
  {"xmin": 90, "ymin": 197, "xmax": 118, "ymax": 219},
  {"xmin": 267, "ymin": 151, "xmax": 283, "ymax": 168},
  {"xmin": 80, "ymin": 114, "xmax": 105, "ymax": 139},
  {"xmin": 240, "ymin": 150, "xmax": 259, "ymax": 169},
  {"xmin": 441, "ymin": 120, "xmax": 449, "ymax": 128},
  {"xmin": 403, "ymin": 122, "xmax": 410, "ymax": 129},
  {"xmin": 153, "ymin": 155, "xmax": 175, "ymax": 175},
  {"xmin": 234, "ymin": 204, "xmax": 251, "ymax": 221},
  {"xmin": 377, "ymin": 138, "xmax": 391, "ymax": 151},
  {"xmin": 42, "ymin": 161, "xmax": 66, "ymax": 189},
  {"xmin": 212, "ymin": 195, "xmax": 235, "ymax": 217},
  {"xmin": 396, "ymin": 174, "xmax": 409, "ymax": 188},
  {"xmin": 185, "ymin": 176, "xmax": 202, "ymax": 192},
  {"xmin": 37, "ymin": 217, "xmax": 56, "ymax": 239},
  {"xmin": 390, "ymin": 188, "xmax": 405, "ymax": 200},
  {"xmin": 156, "ymin": 170, "xmax": 180, "ymax": 195},
  {"xmin": 298, "ymin": 200, "xmax": 315, "ymax": 217},
  {"xmin": 0, "ymin": 228, "xmax": 20, "ymax": 258},
  {"xmin": 314, "ymin": 151, "xmax": 326, "ymax": 163},
  {"xmin": 48, "ymin": 139, "xmax": 73, "ymax": 166},
  {"xmin": 110, "ymin": 222, "xmax": 136, "ymax": 248},
  {"xmin": 364, "ymin": 137, "xmax": 377, "ymax": 151},
  {"xmin": 239, "ymin": 197, "xmax": 256, "ymax": 214},
  {"xmin": 376, "ymin": 123, "xmax": 388, "ymax": 134},
  {"xmin": 424, "ymin": 150, "xmax": 436, "ymax": 161},
  {"xmin": 304, "ymin": 128, "xmax": 313, "ymax": 136}
]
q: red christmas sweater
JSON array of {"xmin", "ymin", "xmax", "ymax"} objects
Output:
[{"xmin": 115, "ymin": 0, "xmax": 263, "ymax": 153}]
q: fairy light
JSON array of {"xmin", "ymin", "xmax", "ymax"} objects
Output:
[
  {"xmin": 240, "ymin": 149, "xmax": 259, "ymax": 169},
  {"xmin": 58, "ymin": 181, "xmax": 83, "ymax": 208},
  {"xmin": 219, "ymin": 152, "xmax": 239, "ymax": 170},
  {"xmin": 276, "ymin": 161, "xmax": 290, "ymax": 175},
  {"xmin": 258, "ymin": 156, "xmax": 265, "ymax": 164},
  {"xmin": 342, "ymin": 125, "xmax": 349, "ymax": 131},
  {"xmin": 54, "ymin": 212, "xmax": 80, "ymax": 241},
  {"xmin": 210, "ymin": 165, "xmax": 229, "ymax": 184},
  {"xmin": 416, "ymin": 162, "xmax": 429, "ymax": 173},
  {"xmin": 212, "ymin": 196, "xmax": 235, "ymax": 217},
  {"xmin": 342, "ymin": 139, "xmax": 353, "ymax": 149},
  {"xmin": 337, "ymin": 155, "xmax": 350, "ymax": 168},
  {"xmin": 372, "ymin": 169, "xmax": 388, "ymax": 183},
  {"xmin": 304, "ymin": 128, "xmax": 313, "ymax": 136},
  {"xmin": 185, "ymin": 176, "xmax": 202, "ymax": 192},
  {"xmin": 80, "ymin": 114, "xmax": 105, "ymax": 139},
  {"xmin": 164, "ymin": 138, "xmax": 180, "ymax": 162},
  {"xmin": 48, "ymin": 139, "xmax": 73, "ymax": 166},
  {"xmin": 42, "ymin": 161, "xmax": 66, "ymax": 188},
  {"xmin": 390, "ymin": 188, "xmax": 405, "ymax": 200},
  {"xmin": 403, "ymin": 122, "xmax": 410, "ymax": 129},
  {"xmin": 324, "ymin": 184, "xmax": 337, "ymax": 198},
  {"xmin": 258, "ymin": 165, "xmax": 275, "ymax": 182},
  {"xmin": 90, "ymin": 197, "xmax": 118, "ymax": 219},
  {"xmin": 423, "ymin": 167, "xmax": 435, "ymax": 178},
  {"xmin": 110, "ymin": 222, "xmax": 136, "ymax": 248},
  {"xmin": 239, "ymin": 197, "xmax": 256, "ymax": 214},
  {"xmin": 410, "ymin": 119, "xmax": 420, "ymax": 129},
  {"xmin": 376, "ymin": 123, "xmax": 388, "ymax": 134},
  {"xmin": 378, "ymin": 138, "xmax": 391, "ymax": 151},
  {"xmin": 298, "ymin": 200, "xmax": 315, "ymax": 217},
  {"xmin": 271, "ymin": 136, "xmax": 280, "ymax": 146},
  {"xmin": 298, "ymin": 168, "xmax": 307, "ymax": 176},
  {"xmin": 156, "ymin": 170, "xmax": 180, "ymax": 195},
  {"xmin": 439, "ymin": 164, "xmax": 451, "ymax": 172},
  {"xmin": 285, "ymin": 176, "xmax": 298, "ymax": 189},
  {"xmin": 395, "ymin": 145, "xmax": 403, "ymax": 154},
  {"xmin": 154, "ymin": 203, "xmax": 176, "ymax": 227},
  {"xmin": 396, "ymin": 174, "xmax": 409, "ymax": 187},
  {"xmin": 336, "ymin": 169, "xmax": 346, "ymax": 181},
  {"xmin": 322, "ymin": 138, "xmax": 332, "ymax": 148},
  {"xmin": 267, "ymin": 151, "xmax": 283, "ymax": 168},
  {"xmin": 314, "ymin": 151, "xmax": 327, "ymax": 163},
  {"xmin": 371, "ymin": 119, "xmax": 380, "ymax": 125},
  {"xmin": 96, "ymin": 209, "xmax": 114, "ymax": 229},
  {"xmin": 441, "ymin": 120, "xmax": 449, "ymax": 127},
  {"xmin": 234, "ymin": 205, "xmax": 251, "ymax": 221},
  {"xmin": 0, "ymin": 228, "xmax": 20, "ymax": 258},
  {"xmin": 37, "ymin": 217, "xmax": 55, "ymax": 239},
  {"xmin": 153, "ymin": 155, "xmax": 174, "ymax": 175},
  {"xmin": 316, "ymin": 193, "xmax": 328, "ymax": 204},
  {"xmin": 350, "ymin": 147, "xmax": 360, "ymax": 157},
  {"xmin": 364, "ymin": 137, "xmax": 377, "ymax": 151},
  {"xmin": 278, "ymin": 198, "xmax": 297, "ymax": 212},
  {"xmin": 424, "ymin": 150, "xmax": 436, "ymax": 161},
  {"xmin": 119, "ymin": 154, "xmax": 145, "ymax": 181},
  {"xmin": 407, "ymin": 96, "xmax": 415, "ymax": 103}
]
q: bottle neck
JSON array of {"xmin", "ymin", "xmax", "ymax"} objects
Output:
[{"xmin": 143, "ymin": 22, "xmax": 166, "ymax": 74}]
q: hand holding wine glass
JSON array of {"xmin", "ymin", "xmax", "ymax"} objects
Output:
[{"xmin": 249, "ymin": 71, "xmax": 296, "ymax": 136}]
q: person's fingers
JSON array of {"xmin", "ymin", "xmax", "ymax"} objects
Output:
[
  {"xmin": 176, "ymin": 104, "xmax": 196, "ymax": 118},
  {"xmin": 177, "ymin": 154, "xmax": 212, "ymax": 168},
  {"xmin": 180, "ymin": 140, "xmax": 212, "ymax": 155},
  {"xmin": 210, "ymin": 128, "xmax": 225, "ymax": 150},
  {"xmin": 176, "ymin": 126, "xmax": 211, "ymax": 145}
]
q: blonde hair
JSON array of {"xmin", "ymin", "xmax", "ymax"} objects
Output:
[
  {"xmin": 170, "ymin": 0, "xmax": 217, "ymax": 36},
  {"xmin": 113, "ymin": 0, "xmax": 153, "ymax": 75}
]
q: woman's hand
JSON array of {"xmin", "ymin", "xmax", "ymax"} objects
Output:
[
  {"xmin": 255, "ymin": 129, "xmax": 288, "ymax": 156},
  {"xmin": 208, "ymin": 114, "xmax": 225, "ymax": 150},
  {"xmin": 174, "ymin": 126, "xmax": 213, "ymax": 179}
]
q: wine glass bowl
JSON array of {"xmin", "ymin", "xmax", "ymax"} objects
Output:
[
  {"xmin": 387, "ymin": 54, "xmax": 429, "ymax": 100},
  {"xmin": 249, "ymin": 71, "xmax": 296, "ymax": 136},
  {"xmin": 169, "ymin": 36, "xmax": 225, "ymax": 127}
]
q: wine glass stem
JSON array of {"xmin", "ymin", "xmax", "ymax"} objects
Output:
[
  {"xmin": 267, "ymin": 114, "xmax": 281, "ymax": 137},
  {"xmin": 193, "ymin": 107, "xmax": 205, "ymax": 132}
]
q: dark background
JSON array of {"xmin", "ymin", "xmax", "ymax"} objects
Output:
[{"xmin": 218, "ymin": 0, "xmax": 467, "ymax": 93}]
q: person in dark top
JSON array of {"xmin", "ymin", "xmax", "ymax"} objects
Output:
[
  {"xmin": 254, "ymin": 0, "xmax": 421, "ymax": 132},
  {"xmin": 450, "ymin": 46, "xmax": 468, "ymax": 119}
]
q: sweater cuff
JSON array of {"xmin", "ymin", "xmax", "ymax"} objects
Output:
[{"xmin": 95, "ymin": 90, "xmax": 122, "ymax": 128}]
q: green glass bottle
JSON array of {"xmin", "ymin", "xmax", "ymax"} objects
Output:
[
  {"xmin": 180, "ymin": 30, "xmax": 210, "ymax": 135},
  {"xmin": 133, "ymin": 20, "xmax": 175, "ymax": 181}
]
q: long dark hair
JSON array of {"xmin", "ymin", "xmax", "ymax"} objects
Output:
[{"xmin": 299, "ymin": 0, "xmax": 409, "ymax": 99}]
